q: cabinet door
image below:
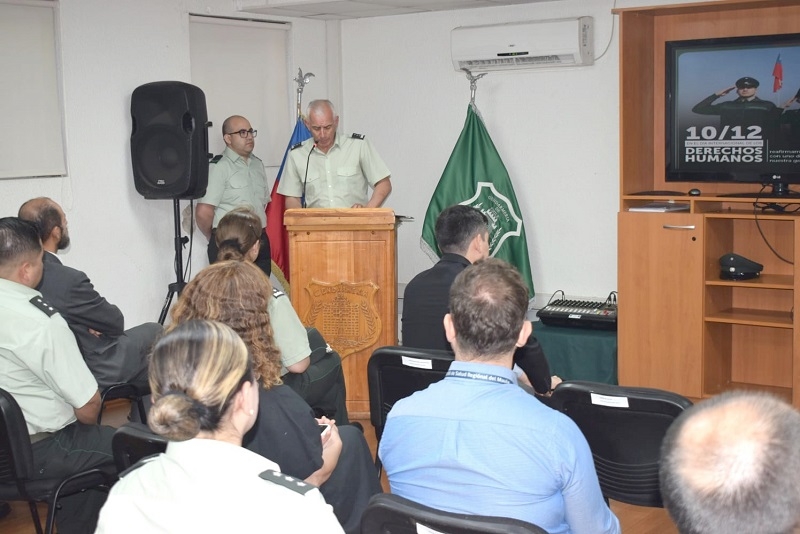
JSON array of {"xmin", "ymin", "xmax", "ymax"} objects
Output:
[{"xmin": 618, "ymin": 212, "xmax": 703, "ymax": 397}]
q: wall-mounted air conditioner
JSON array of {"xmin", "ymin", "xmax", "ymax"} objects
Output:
[{"xmin": 451, "ymin": 17, "xmax": 594, "ymax": 72}]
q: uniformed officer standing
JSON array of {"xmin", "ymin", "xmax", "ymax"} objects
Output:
[
  {"xmin": 279, "ymin": 100, "xmax": 392, "ymax": 209},
  {"xmin": 692, "ymin": 76, "xmax": 785, "ymax": 134},
  {"xmin": 0, "ymin": 217, "xmax": 114, "ymax": 533},
  {"xmin": 196, "ymin": 115, "xmax": 272, "ymax": 276}
]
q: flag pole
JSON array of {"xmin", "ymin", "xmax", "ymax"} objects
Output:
[
  {"xmin": 461, "ymin": 68, "xmax": 487, "ymax": 109},
  {"xmin": 293, "ymin": 68, "xmax": 315, "ymax": 119},
  {"xmin": 268, "ymin": 69, "xmax": 315, "ymax": 296}
]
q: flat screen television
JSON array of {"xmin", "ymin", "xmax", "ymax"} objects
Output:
[{"xmin": 666, "ymin": 33, "xmax": 800, "ymax": 196}]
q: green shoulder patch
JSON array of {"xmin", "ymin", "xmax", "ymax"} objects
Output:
[{"xmin": 210, "ymin": 154, "xmax": 223, "ymax": 164}]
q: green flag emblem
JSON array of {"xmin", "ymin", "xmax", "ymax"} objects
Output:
[{"xmin": 421, "ymin": 104, "xmax": 534, "ymax": 296}]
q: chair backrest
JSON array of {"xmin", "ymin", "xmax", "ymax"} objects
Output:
[
  {"xmin": 360, "ymin": 493, "xmax": 548, "ymax": 534},
  {"xmin": 549, "ymin": 380, "xmax": 693, "ymax": 507},
  {"xmin": 0, "ymin": 387, "xmax": 35, "ymax": 488},
  {"xmin": 111, "ymin": 423, "xmax": 168, "ymax": 474},
  {"xmin": 367, "ymin": 346, "xmax": 454, "ymax": 441}
]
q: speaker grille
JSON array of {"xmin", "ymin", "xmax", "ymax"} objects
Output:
[{"xmin": 131, "ymin": 81, "xmax": 208, "ymax": 200}]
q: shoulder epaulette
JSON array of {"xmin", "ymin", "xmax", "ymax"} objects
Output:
[
  {"xmin": 351, "ymin": 133, "xmax": 365, "ymax": 140},
  {"xmin": 259, "ymin": 469, "xmax": 317, "ymax": 495},
  {"xmin": 210, "ymin": 154, "xmax": 223, "ymax": 164},
  {"xmin": 29, "ymin": 296, "xmax": 57, "ymax": 317},
  {"xmin": 118, "ymin": 453, "xmax": 160, "ymax": 478},
  {"xmin": 290, "ymin": 142, "xmax": 304, "ymax": 151},
  {"xmin": 272, "ymin": 288, "xmax": 286, "ymax": 299}
]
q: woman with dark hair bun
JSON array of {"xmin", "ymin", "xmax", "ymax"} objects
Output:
[{"xmin": 94, "ymin": 320, "xmax": 343, "ymax": 533}]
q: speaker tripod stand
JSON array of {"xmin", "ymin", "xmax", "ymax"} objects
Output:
[{"xmin": 158, "ymin": 199, "xmax": 189, "ymax": 325}]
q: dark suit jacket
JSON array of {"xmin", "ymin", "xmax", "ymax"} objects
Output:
[
  {"xmin": 39, "ymin": 252, "xmax": 128, "ymax": 384},
  {"xmin": 401, "ymin": 252, "xmax": 552, "ymax": 394},
  {"xmin": 401, "ymin": 253, "xmax": 468, "ymax": 351}
]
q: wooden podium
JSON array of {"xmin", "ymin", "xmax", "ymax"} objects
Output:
[{"xmin": 284, "ymin": 208, "xmax": 398, "ymax": 418}]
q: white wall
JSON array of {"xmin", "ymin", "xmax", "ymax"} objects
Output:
[
  {"xmin": 342, "ymin": 0, "xmax": 614, "ymax": 306},
  {"xmin": 0, "ymin": 0, "xmax": 330, "ymax": 326},
  {"xmin": 0, "ymin": 0, "xmax": 705, "ymax": 325}
]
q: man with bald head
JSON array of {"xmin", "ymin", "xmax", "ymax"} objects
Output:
[
  {"xmin": 18, "ymin": 197, "xmax": 159, "ymax": 390},
  {"xmin": 660, "ymin": 391, "xmax": 800, "ymax": 534},
  {"xmin": 196, "ymin": 114, "xmax": 271, "ymax": 275},
  {"xmin": 279, "ymin": 100, "xmax": 392, "ymax": 209}
]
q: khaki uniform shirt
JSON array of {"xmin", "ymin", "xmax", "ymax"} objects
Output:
[
  {"xmin": 0, "ymin": 278, "xmax": 97, "ymax": 434},
  {"xmin": 279, "ymin": 133, "xmax": 390, "ymax": 208},
  {"xmin": 269, "ymin": 288, "xmax": 311, "ymax": 376},
  {"xmin": 198, "ymin": 146, "xmax": 269, "ymax": 228}
]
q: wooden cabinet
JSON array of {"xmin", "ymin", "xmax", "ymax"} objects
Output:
[
  {"xmin": 618, "ymin": 212, "xmax": 703, "ymax": 398},
  {"xmin": 616, "ymin": 0, "xmax": 800, "ymax": 407}
]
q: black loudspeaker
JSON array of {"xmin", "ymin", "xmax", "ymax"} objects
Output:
[{"xmin": 131, "ymin": 81, "xmax": 209, "ymax": 199}]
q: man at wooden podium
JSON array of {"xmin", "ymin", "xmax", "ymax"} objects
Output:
[{"xmin": 279, "ymin": 99, "xmax": 392, "ymax": 209}]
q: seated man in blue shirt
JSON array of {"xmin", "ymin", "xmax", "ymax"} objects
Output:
[{"xmin": 380, "ymin": 258, "xmax": 620, "ymax": 534}]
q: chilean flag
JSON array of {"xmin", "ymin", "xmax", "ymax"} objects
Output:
[
  {"xmin": 773, "ymin": 54, "xmax": 783, "ymax": 92},
  {"xmin": 265, "ymin": 117, "xmax": 312, "ymax": 293}
]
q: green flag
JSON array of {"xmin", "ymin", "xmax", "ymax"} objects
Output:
[{"xmin": 421, "ymin": 104, "xmax": 535, "ymax": 296}]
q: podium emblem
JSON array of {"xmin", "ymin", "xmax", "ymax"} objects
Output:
[{"xmin": 304, "ymin": 279, "xmax": 382, "ymax": 357}]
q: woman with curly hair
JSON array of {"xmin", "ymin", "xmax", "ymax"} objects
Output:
[
  {"xmin": 215, "ymin": 206, "xmax": 349, "ymax": 423},
  {"xmin": 95, "ymin": 319, "xmax": 342, "ymax": 533},
  {"xmin": 169, "ymin": 261, "xmax": 380, "ymax": 534}
]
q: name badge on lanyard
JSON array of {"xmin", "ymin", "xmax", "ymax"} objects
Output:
[{"xmin": 446, "ymin": 369, "xmax": 513, "ymax": 385}]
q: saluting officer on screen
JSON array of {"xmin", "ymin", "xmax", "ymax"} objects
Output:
[{"xmin": 692, "ymin": 77, "xmax": 789, "ymax": 135}]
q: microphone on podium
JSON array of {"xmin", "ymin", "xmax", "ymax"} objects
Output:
[{"xmin": 301, "ymin": 143, "xmax": 316, "ymax": 208}]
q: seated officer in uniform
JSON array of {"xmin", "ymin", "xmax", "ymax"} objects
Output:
[
  {"xmin": 0, "ymin": 217, "xmax": 115, "ymax": 533},
  {"xmin": 18, "ymin": 197, "xmax": 160, "ymax": 389},
  {"xmin": 95, "ymin": 320, "xmax": 343, "ymax": 533},
  {"xmin": 214, "ymin": 207, "xmax": 349, "ymax": 423}
]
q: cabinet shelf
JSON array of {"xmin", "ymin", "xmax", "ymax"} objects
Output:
[
  {"xmin": 704, "ymin": 308, "xmax": 793, "ymax": 328},
  {"xmin": 705, "ymin": 274, "xmax": 793, "ymax": 290}
]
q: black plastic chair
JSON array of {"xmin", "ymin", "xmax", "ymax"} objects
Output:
[
  {"xmin": 0, "ymin": 387, "xmax": 114, "ymax": 534},
  {"xmin": 549, "ymin": 380, "xmax": 693, "ymax": 507},
  {"xmin": 111, "ymin": 423, "xmax": 168, "ymax": 473},
  {"xmin": 98, "ymin": 382, "xmax": 148, "ymax": 424},
  {"xmin": 360, "ymin": 493, "xmax": 548, "ymax": 534},
  {"xmin": 367, "ymin": 345, "xmax": 454, "ymax": 474}
]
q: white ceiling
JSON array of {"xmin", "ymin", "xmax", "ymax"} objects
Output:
[{"xmin": 239, "ymin": 0, "xmax": 560, "ymax": 20}]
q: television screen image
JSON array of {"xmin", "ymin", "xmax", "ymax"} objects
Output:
[{"xmin": 666, "ymin": 34, "xmax": 800, "ymax": 191}]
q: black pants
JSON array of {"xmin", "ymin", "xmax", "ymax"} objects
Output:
[
  {"xmin": 31, "ymin": 422, "xmax": 116, "ymax": 534},
  {"xmin": 513, "ymin": 335, "xmax": 553, "ymax": 395},
  {"xmin": 318, "ymin": 425, "xmax": 383, "ymax": 534},
  {"xmin": 208, "ymin": 227, "xmax": 271, "ymax": 277}
]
